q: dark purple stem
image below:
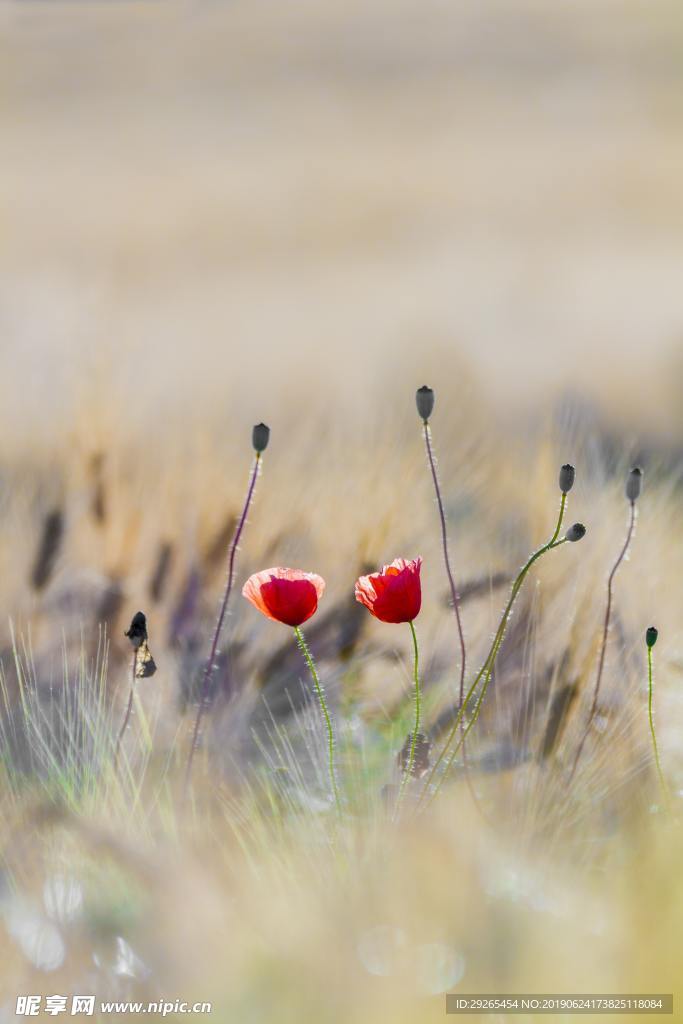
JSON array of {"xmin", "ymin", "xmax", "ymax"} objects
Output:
[
  {"xmin": 568, "ymin": 500, "xmax": 636, "ymax": 782},
  {"xmin": 423, "ymin": 423, "xmax": 466, "ymax": 701},
  {"xmin": 184, "ymin": 453, "xmax": 261, "ymax": 794},
  {"xmin": 423, "ymin": 423, "xmax": 492, "ymax": 820}
]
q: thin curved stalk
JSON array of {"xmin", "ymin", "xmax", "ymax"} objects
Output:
[
  {"xmin": 420, "ymin": 493, "xmax": 567, "ymax": 808},
  {"xmin": 568, "ymin": 500, "xmax": 635, "ymax": 783},
  {"xmin": 423, "ymin": 422, "xmax": 488, "ymax": 818},
  {"xmin": 294, "ymin": 625, "xmax": 342, "ymax": 817},
  {"xmin": 114, "ymin": 654, "xmax": 136, "ymax": 770},
  {"xmin": 423, "ymin": 423, "xmax": 466, "ymax": 701},
  {"xmin": 394, "ymin": 620, "xmax": 421, "ymax": 819},
  {"xmin": 184, "ymin": 453, "xmax": 261, "ymax": 795},
  {"xmin": 647, "ymin": 644, "xmax": 670, "ymax": 813}
]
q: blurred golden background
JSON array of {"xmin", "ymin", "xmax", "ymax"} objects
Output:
[{"xmin": 2, "ymin": 0, "xmax": 683, "ymax": 441}]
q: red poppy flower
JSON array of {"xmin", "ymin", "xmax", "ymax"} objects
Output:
[
  {"xmin": 242, "ymin": 567, "xmax": 325, "ymax": 627},
  {"xmin": 354, "ymin": 557, "xmax": 422, "ymax": 624}
]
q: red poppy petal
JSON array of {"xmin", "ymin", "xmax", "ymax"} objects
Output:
[
  {"xmin": 354, "ymin": 558, "xmax": 422, "ymax": 623},
  {"xmin": 260, "ymin": 577, "xmax": 320, "ymax": 627}
]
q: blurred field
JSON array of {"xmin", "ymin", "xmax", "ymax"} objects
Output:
[
  {"xmin": 2, "ymin": 0, "xmax": 683, "ymax": 436},
  {"xmin": 1, "ymin": 1, "xmax": 683, "ymax": 1021}
]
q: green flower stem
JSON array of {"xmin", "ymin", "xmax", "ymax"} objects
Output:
[
  {"xmin": 394, "ymin": 620, "xmax": 421, "ymax": 819},
  {"xmin": 420, "ymin": 492, "xmax": 567, "ymax": 809},
  {"xmin": 294, "ymin": 625, "xmax": 342, "ymax": 817},
  {"xmin": 647, "ymin": 644, "xmax": 670, "ymax": 813}
]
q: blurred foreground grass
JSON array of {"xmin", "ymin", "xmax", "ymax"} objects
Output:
[{"xmin": 0, "ymin": 374, "xmax": 681, "ymax": 1019}]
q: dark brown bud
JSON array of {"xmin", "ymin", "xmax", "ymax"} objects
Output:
[
  {"xmin": 626, "ymin": 467, "xmax": 642, "ymax": 502},
  {"xmin": 252, "ymin": 423, "xmax": 270, "ymax": 454},
  {"xmin": 565, "ymin": 523, "xmax": 586, "ymax": 543},
  {"xmin": 646, "ymin": 626, "xmax": 658, "ymax": 649},
  {"xmin": 125, "ymin": 611, "xmax": 148, "ymax": 648},
  {"xmin": 559, "ymin": 464, "xmax": 575, "ymax": 494},
  {"xmin": 415, "ymin": 386, "xmax": 435, "ymax": 422}
]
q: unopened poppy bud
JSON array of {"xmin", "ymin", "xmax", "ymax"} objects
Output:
[
  {"xmin": 252, "ymin": 422, "xmax": 270, "ymax": 454},
  {"xmin": 125, "ymin": 611, "xmax": 148, "ymax": 648},
  {"xmin": 646, "ymin": 626, "xmax": 658, "ymax": 649},
  {"xmin": 565, "ymin": 523, "xmax": 586, "ymax": 543},
  {"xmin": 415, "ymin": 385, "xmax": 435, "ymax": 422},
  {"xmin": 559, "ymin": 464, "xmax": 575, "ymax": 494},
  {"xmin": 626, "ymin": 467, "xmax": 642, "ymax": 503}
]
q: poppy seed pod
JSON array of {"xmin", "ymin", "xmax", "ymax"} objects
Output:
[
  {"xmin": 125, "ymin": 611, "xmax": 148, "ymax": 649},
  {"xmin": 626, "ymin": 467, "xmax": 642, "ymax": 502},
  {"xmin": 565, "ymin": 523, "xmax": 586, "ymax": 543},
  {"xmin": 646, "ymin": 626, "xmax": 658, "ymax": 649},
  {"xmin": 252, "ymin": 422, "xmax": 270, "ymax": 454},
  {"xmin": 415, "ymin": 386, "xmax": 435, "ymax": 422},
  {"xmin": 559, "ymin": 464, "xmax": 575, "ymax": 494}
]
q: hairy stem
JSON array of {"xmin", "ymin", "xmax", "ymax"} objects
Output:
[
  {"xmin": 422, "ymin": 422, "xmax": 488, "ymax": 818},
  {"xmin": 647, "ymin": 645, "xmax": 670, "ymax": 813},
  {"xmin": 184, "ymin": 452, "xmax": 261, "ymax": 795},
  {"xmin": 423, "ymin": 422, "xmax": 466, "ymax": 702},
  {"xmin": 294, "ymin": 625, "xmax": 342, "ymax": 817},
  {"xmin": 420, "ymin": 492, "xmax": 567, "ymax": 808},
  {"xmin": 568, "ymin": 500, "xmax": 635, "ymax": 783},
  {"xmin": 394, "ymin": 620, "xmax": 421, "ymax": 819}
]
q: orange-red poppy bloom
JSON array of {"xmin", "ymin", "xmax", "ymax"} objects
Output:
[
  {"xmin": 354, "ymin": 557, "xmax": 422, "ymax": 624},
  {"xmin": 242, "ymin": 567, "xmax": 325, "ymax": 627}
]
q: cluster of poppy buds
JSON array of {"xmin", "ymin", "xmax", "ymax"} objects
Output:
[{"xmin": 182, "ymin": 405, "xmax": 650, "ymax": 806}]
